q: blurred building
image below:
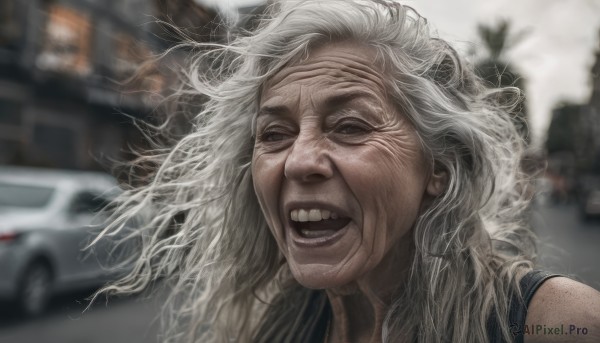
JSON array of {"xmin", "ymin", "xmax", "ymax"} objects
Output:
[
  {"xmin": 547, "ymin": 31, "xmax": 600, "ymax": 163},
  {"xmin": 575, "ymin": 30, "xmax": 600, "ymax": 173},
  {"xmin": 588, "ymin": 34, "xmax": 600, "ymax": 159},
  {"xmin": 0, "ymin": 0, "xmax": 221, "ymax": 171},
  {"xmin": 544, "ymin": 30, "xmax": 600, "ymax": 203}
]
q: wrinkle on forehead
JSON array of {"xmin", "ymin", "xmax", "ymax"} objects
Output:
[
  {"xmin": 266, "ymin": 57, "xmax": 385, "ymax": 92},
  {"xmin": 262, "ymin": 42, "xmax": 388, "ymax": 102}
]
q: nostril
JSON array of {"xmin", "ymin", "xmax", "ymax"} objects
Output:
[
  {"xmin": 283, "ymin": 144, "xmax": 334, "ymax": 182},
  {"xmin": 303, "ymin": 173, "xmax": 329, "ymax": 183},
  {"xmin": 284, "ymin": 169, "xmax": 330, "ymax": 183}
]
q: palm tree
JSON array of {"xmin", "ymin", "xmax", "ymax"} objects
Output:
[{"xmin": 475, "ymin": 20, "xmax": 530, "ymax": 143}]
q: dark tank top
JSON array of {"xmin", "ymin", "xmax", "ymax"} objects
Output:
[
  {"xmin": 310, "ymin": 270, "xmax": 561, "ymax": 343},
  {"xmin": 487, "ymin": 270, "xmax": 562, "ymax": 343}
]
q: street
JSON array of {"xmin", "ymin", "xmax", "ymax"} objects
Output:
[
  {"xmin": 532, "ymin": 203, "xmax": 600, "ymax": 289},
  {"xmin": 0, "ymin": 289, "xmax": 163, "ymax": 343},
  {"xmin": 0, "ymin": 203, "xmax": 598, "ymax": 343}
]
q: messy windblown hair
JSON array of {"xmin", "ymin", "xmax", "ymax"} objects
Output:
[{"xmin": 97, "ymin": 1, "xmax": 537, "ymax": 342}]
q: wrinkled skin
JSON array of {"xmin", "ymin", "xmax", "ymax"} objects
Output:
[{"xmin": 252, "ymin": 41, "xmax": 445, "ymax": 342}]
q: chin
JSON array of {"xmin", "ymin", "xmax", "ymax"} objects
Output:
[{"xmin": 289, "ymin": 263, "xmax": 359, "ymax": 290}]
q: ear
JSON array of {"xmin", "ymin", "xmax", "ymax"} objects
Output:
[{"xmin": 426, "ymin": 164, "xmax": 447, "ymax": 197}]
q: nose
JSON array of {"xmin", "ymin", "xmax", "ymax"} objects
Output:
[{"xmin": 284, "ymin": 131, "xmax": 334, "ymax": 183}]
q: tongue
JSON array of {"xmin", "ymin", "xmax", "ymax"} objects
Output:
[
  {"xmin": 300, "ymin": 229, "xmax": 337, "ymax": 238},
  {"xmin": 296, "ymin": 218, "xmax": 350, "ymax": 238}
]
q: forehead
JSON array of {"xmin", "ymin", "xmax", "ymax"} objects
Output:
[{"xmin": 261, "ymin": 42, "xmax": 387, "ymax": 102}]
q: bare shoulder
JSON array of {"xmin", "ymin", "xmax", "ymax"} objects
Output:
[{"xmin": 524, "ymin": 277, "xmax": 600, "ymax": 343}]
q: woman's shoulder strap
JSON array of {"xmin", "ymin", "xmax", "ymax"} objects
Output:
[
  {"xmin": 487, "ymin": 269, "xmax": 563, "ymax": 343},
  {"xmin": 509, "ymin": 270, "xmax": 563, "ymax": 343}
]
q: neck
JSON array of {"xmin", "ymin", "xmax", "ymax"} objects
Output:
[
  {"xmin": 325, "ymin": 286, "xmax": 385, "ymax": 343},
  {"xmin": 324, "ymin": 238, "xmax": 413, "ymax": 343}
]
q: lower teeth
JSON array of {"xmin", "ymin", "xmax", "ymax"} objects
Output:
[{"xmin": 300, "ymin": 229, "xmax": 337, "ymax": 238}]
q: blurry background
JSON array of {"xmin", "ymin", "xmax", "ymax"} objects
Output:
[{"xmin": 0, "ymin": 0, "xmax": 598, "ymax": 342}]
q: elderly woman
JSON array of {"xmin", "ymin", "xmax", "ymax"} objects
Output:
[{"xmin": 101, "ymin": 1, "xmax": 600, "ymax": 342}]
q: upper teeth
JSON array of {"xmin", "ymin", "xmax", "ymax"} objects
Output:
[{"xmin": 290, "ymin": 209, "xmax": 339, "ymax": 222}]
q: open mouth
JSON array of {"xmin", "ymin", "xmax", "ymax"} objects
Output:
[{"xmin": 290, "ymin": 209, "xmax": 351, "ymax": 239}]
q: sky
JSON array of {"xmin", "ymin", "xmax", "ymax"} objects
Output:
[{"xmin": 196, "ymin": 0, "xmax": 600, "ymax": 147}]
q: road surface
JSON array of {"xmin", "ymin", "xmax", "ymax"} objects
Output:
[
  {"xmin": 531, "ymin": 203, "xmax": 600, "ymax": 289},
  {"xmin": 0, "ymin": 289, "xmax": 163, "ymax": 343}
]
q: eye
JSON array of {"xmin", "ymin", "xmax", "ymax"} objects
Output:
[
  {"xmin": 262, "ymin": 132, "xmax": 286, "ymax": 142},
  {"xmin": 334, "ymin": 120, "xmax": 370, "ymax": 135},
  {"xmin": 259, "ymin": 128, "xmax": 292, "ymax": 142}
]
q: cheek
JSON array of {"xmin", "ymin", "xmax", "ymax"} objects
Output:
[
  {"xmin": 369, "ymin": 132, "xmax": 424, "ymax": 170},
  {"xmin": 251, "ymin": 153, "xmax": 286, "ymax": 239},
  {"xmin": 335, "ymin": 133, "xmax": 426, "ymax": 253},
  {"xmin": 341, "ymin": 134, "xmax": 426, "ymax": 210}
]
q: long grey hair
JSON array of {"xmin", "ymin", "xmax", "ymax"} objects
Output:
[{"xmin": 97, "ymin": 1, "xmax": 537, "ymax": 342}]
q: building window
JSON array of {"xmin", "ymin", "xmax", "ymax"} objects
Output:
[
  {"xmin": 0, "ymin": 0, "xmax": 20, "ymax": 48},
  {"xmin": 36, "ymin": 4, "xmax": 92, "ymax": 76}
]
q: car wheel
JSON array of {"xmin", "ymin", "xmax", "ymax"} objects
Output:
[{"xmin": 18, "ymin": 262, "xmax": 53, "ymax": 317}]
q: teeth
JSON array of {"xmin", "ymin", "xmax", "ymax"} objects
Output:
[
  {"xmin": 290, "ymin": 209, "xmax": 339, "ymax": 222},
  {"xmin": 308, "ymin": 209, "xmax": 321, "ymax": 221},
  {"xmin": 298, "ymin": 209, "xmax": 308, "ymax": 222}
]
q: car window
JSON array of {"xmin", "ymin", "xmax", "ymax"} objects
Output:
[
  {"xmin": 70, "ymin": 191, "xmax": 110, "ymax": 215},
  {"xmin": 0, "ymin": 182, "xmax": 55, "ymax": 208}
]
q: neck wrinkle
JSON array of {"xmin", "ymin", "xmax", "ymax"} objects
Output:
[
  {"xmin": 326, "ymin": 290, "xmax": 380, "ymax": 343},
  {"xmin": 324, "ymin": 235, "xmax": 414, "ymax": 342}
]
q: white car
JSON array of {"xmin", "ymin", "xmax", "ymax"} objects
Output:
[{"xmin": 0, "ymin": 167, "xmax": 133, "ymax": 316}]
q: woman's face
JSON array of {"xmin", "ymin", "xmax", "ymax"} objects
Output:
[{"xmin": 252, "ymin": 42, "xmax": 443, "ymax": 289}]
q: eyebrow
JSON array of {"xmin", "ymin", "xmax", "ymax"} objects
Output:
[
  {"xmin": 257, "ymin": 90, "xmax": 378, "ymax": 119},
  {"xmin": 323, "ymin": 90, "xmax": 377, "ymax": 109},
  {"xmin": 256, "ymin": 105, "xmax": 290, "ymax": 119}
]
